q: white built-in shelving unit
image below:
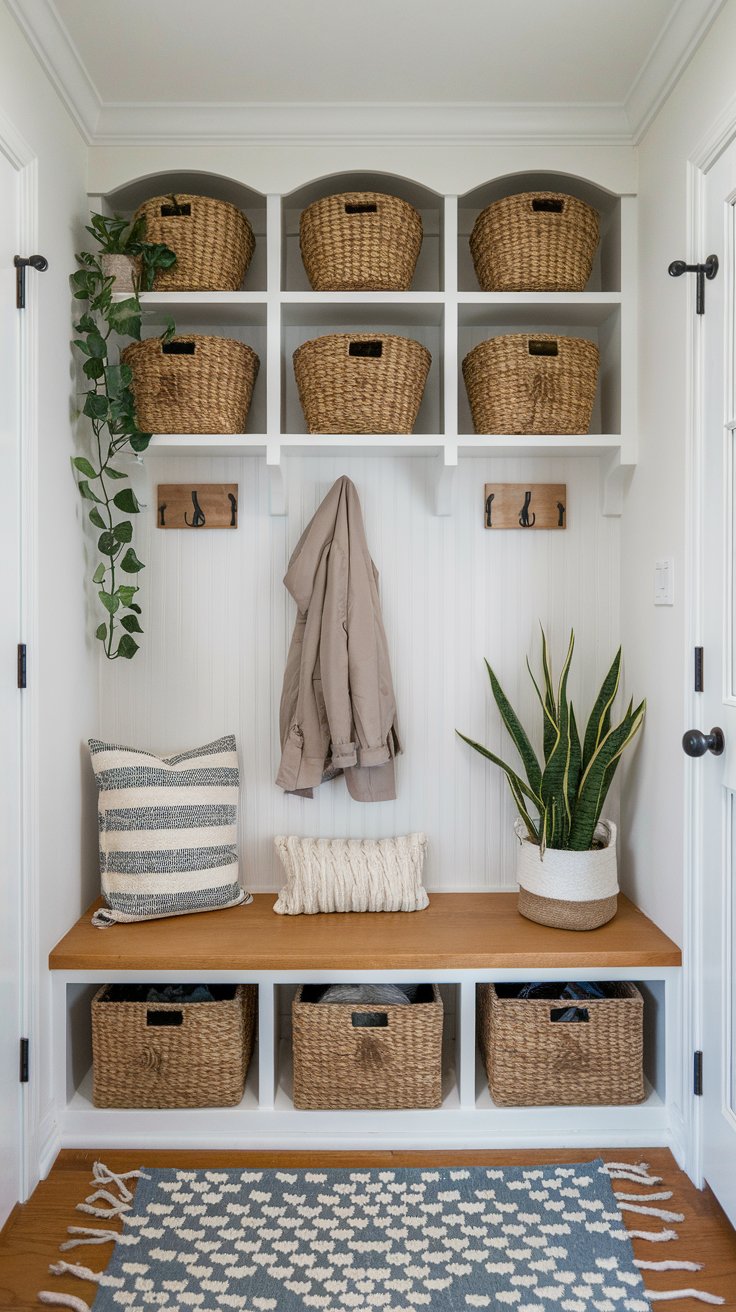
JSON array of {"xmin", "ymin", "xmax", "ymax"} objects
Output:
[
  {"xmin": 100, "ymin": 167, "xmax": 636, "ymax": 516},
  {"xmin": 53, "ymin": 965, "xmax": 677, "ymax": 1154}
]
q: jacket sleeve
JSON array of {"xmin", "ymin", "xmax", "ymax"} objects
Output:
[{"xmin": 319, "ymin": 536, "xmax": 357, "ymax": 769}]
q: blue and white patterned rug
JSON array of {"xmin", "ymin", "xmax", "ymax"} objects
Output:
[{"xmin": 38, "ymin": 1159, "xmax": 687, "ymax": 1312}]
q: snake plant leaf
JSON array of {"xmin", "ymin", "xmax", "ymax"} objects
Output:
[
  {"xmin": 459, "ymin": 632, "xmax": 644, "ymax": 852},
  {"xmin": 484, "ymin": 659, "xmax": 542, "ymax": 796},
  {"xmin": 540, "ymin": 630, "xmax": 575, "ymax": 835},
  {"xmin": 526, "ymin": 656, "xmax": 558, "ymax": 761},
  {"xmin": 566, "ymin": 704, "xmax": 583, "ymax": 819},
  {"xmin": 506, "ymin": 774, "xmax": 541, "ymax": 844},
  {"xmin": 455, "ymin": 731, "xmax": 543, "ymax": 808},
  {"xmin": 540, "ymin": 624, "xmax": 557, "ymax": 725},
  {"xmin": 582, "ymin": 646, "xmax": 622, "ymax": 769},
  {"xmin": 569, "ymin": 699, "xmax": 646, "ymax": 850}
]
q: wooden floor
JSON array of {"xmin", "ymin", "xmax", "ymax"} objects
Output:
[{"xmin": 0, "ymin": 1148, "xmax": 734, "ymax": 1310}]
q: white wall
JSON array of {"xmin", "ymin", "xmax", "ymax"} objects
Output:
[
  {"xmin": 0, "ymin": 2, "xmax": 93, "ymax": 1183},
  {"xmin": 98, "ymin": 454, "xmax": 620, "ymax": 892},
  {"xmin": 620, "ymin": 0, "xmax": 736, "ymax": 945}
]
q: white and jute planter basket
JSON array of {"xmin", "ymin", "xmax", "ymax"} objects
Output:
[
  {"xmin": 99, "ymin": 253, "xmax": 138, "ymax": 292},
  {"xmin": 515, "ymin": 818, "xmax": 618, "ymax": 930}
]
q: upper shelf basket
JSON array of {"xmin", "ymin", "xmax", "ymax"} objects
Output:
[
  {"xmin": 470, "ymin": 191, "xmax": 600, "ymax": 292},
  {"xmin": 299, "ymin": 191, "xmax": 423, "ymax": 291},
  {"xmin": 134, "ymin": 193, "xmax": 255, "ymax": 291}
]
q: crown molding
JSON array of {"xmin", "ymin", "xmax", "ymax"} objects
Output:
[
  {"xmin": 625, "ymin": 0, "xmax": 727, "ymax": 142},
  {"xmin": 5, "ymin": 0, "xmax": 100, "ymax": 141},
  {"xmin": 91, "ymin": 101, "xmax": 632, "ymax": 147},
  {"xmin": 6, "ymin": 0, "xmax": 729, "ymax": 150}
]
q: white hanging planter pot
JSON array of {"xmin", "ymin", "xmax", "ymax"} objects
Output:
[
  {"xmin": 514, "ymin": 817, "xmax": 619, "ymax": 930},
  {"xmin": 99, "ymin": 253, "xmax": 138, "ymax": 292}
]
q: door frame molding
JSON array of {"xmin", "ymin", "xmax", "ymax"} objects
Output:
[
  {"xmin": 0, "ymin": 105, "xmax": 41, "ymax": 1201},
  {"xmin": 684, "ymin": 91, "xmax": 736, "ymax": 1186}
]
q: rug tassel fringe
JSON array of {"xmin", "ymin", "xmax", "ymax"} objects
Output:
[
  {"xmin": 625, "ymin": 1227, "xmax": 679, "ymax": 1242},
  {"xmin": 636, "ymin": 1260, "xmax": 703, "ymax": 1272},
  {"xmin": 48, "ymin": 1262, "xmax": 102, "ymax": 1284},
  {"xmin": 60, "ymin": 1227, "xmax": 121, "ymax": 1251},
  {"xmin": 618, "ymin": 1202, "xmax": 685, "ymax": 1222},
  {"xmin": 38, "ymin": 1293, "xmax": 91, "ymax": 1311},
  {"xmin": 605, "ymin": 1168, "xmax": 664, "ymax": 1184},
  {"xmin": 645, "ymin": 1288, "xmax": 724, "ymax": 1304},
  {"xmin": 616, "ymin": 1190, "xmax": 674, "ymax": 1202},
  {"xmin": 76, "ymin": 1190, "xmax": 131, "ymax": 1219},
  {"xmin": 90, "ymin": 1162, "xmax": 146, "ymax": 1203}
]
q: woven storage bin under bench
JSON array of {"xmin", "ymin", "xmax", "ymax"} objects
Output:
[
  {"xmin": 292, "ymin": 983, "xmax": 443, "ymax": 1109},
  {"xmin": 91, "ymin": 983, "xmax": 256, "ymax": 1108},
  {"xmin": 478, "ymin": 982, "xmax": 645, "ymax": 1107}
]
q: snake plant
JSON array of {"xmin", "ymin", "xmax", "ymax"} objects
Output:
[{"xmin": 457, "ymin": 629, "xmax": 645, "ymax": 853}]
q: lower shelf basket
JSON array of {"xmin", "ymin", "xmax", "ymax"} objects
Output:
[
  {"xmin": 477, "ymin": 981, "xmax": 645, "ymax": 1106},
  {"xmin": 292, "ymin": 982, "xmax": 443, "ymax": 1110},
  {"xmin": 91, "ymin": 982, "xmax": 257, "ymax": 1108}
]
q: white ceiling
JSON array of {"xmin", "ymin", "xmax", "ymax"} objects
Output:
[
  {"xmin": 49, "ymin": 0, "xmax": 675, "ymax": 105},
  {"xmin": 5, "ymin": 0, "xmax": 728, "ymax": 143}
]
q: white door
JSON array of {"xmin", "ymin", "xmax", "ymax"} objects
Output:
[
  {"xmin": 695, "ymin": 134, "xmax": 736, "ymax": 1225},
  {"xmin": 0, "ymin": 146, "xmax": 23, "ymax": 1226}
]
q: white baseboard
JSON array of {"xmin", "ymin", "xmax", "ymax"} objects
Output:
[{"xmin": 37, "ymin": 1111, "xmax": 62, "ymax": 1183}]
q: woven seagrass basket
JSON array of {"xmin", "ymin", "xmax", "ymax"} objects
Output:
[
  {"xmin": 133, "ymin": 193, "xmax": 255, "ymax": 291},
  {"xmin": 477, "ymin": 982, "xmax": 645, "ymax": 1107},
  {"xmin": 470, "ymin": 191, "xmax": 600, "ymax": 292},
  {"xmin": 462, "ymin": 333, "xmax": 599, "ymax": 435},
  {"xmin": 294, "ymin": 332, "xmax": 431, "ymax": 434},
  {"xmin": 292, "ymin": 983, "xmax": 443, "ymax": 1109},
  {"xmin": 92, "ymin": 983, "xmax": 257, "ymax": 1108},
  {"xmin": 122, "ymin": 334, "xmax": 259, "ymax": 434},
  {"xmin": 300, "ymin": 192, "xmax": 423, "ymax": 291}
]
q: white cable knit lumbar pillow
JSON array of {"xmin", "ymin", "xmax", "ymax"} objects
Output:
[{"xmin": 273, "ymin": 834, "xmax": 429, "ymax": 915}]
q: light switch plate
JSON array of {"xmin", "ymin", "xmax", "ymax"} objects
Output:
[{"xmin": 654, "ymin": 557, "xmax": 674, "ymax": 605}]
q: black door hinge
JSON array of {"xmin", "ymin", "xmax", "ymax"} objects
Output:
[
  {"xmin": 694, "ymin": 1049, "xmax": 703, "ymax": 1096},
  {"xmin": 19, "ymin": 1038, "xmax": 29, "ymax": 1084},
  {"xmin": 17, "ymin": 643, "xmax": 26, "ymax": 689},
  {"xmin": 14, "ymin": 254, "xmax": 48, "ymax": 309},
  {"xmin": 694, "ymin": 647, "xmax": 704, "ymax": 693}
]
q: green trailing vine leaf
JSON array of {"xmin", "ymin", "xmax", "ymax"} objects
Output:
[{"xmin": 70, "ymin": 213, "xmax": 175, "ymax": 660}]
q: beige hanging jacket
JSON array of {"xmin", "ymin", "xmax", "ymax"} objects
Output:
[{"xmin": 276, "ymin": 476, "xmax": 401, "ymax": 802}]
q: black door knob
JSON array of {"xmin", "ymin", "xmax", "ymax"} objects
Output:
[{"xmin": 682, "ymin": 726, "xmax": 725, "ymax": 757}]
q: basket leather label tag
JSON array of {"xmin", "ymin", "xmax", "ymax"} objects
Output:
[{"xmin": 484, "ymin": 483, "xmax": 567, "ymax": 530}]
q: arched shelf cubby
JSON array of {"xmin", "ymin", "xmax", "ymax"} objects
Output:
[{"xmin": 92, "ymin": 166, "xmax": 636, "ymax": 515}]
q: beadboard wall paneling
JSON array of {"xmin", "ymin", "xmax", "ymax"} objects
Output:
[{"xmin": 97, "ymin": 455, "xmax": 620, "ymax": 891}]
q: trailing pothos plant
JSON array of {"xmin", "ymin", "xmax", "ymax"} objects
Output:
[
  {"xmin": 457, "ymin": 628, "xmax": 645, "ymax": 853},
  {"xmin": 83, "ymin": 211, "xmax": 176, "ymax": 290},
  {"xmin": 70, "ymin": 226, "xmax": 175, "ymax": 659}
]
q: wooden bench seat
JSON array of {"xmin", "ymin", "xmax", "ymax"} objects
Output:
[{"xmin": 49, "ymin": 893, "xmax": 681, "ymax": 972}]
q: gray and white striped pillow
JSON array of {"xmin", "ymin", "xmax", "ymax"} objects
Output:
[{"xmin": 88, "ymin": 734, "xmax": 251, "ymax": 927}]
